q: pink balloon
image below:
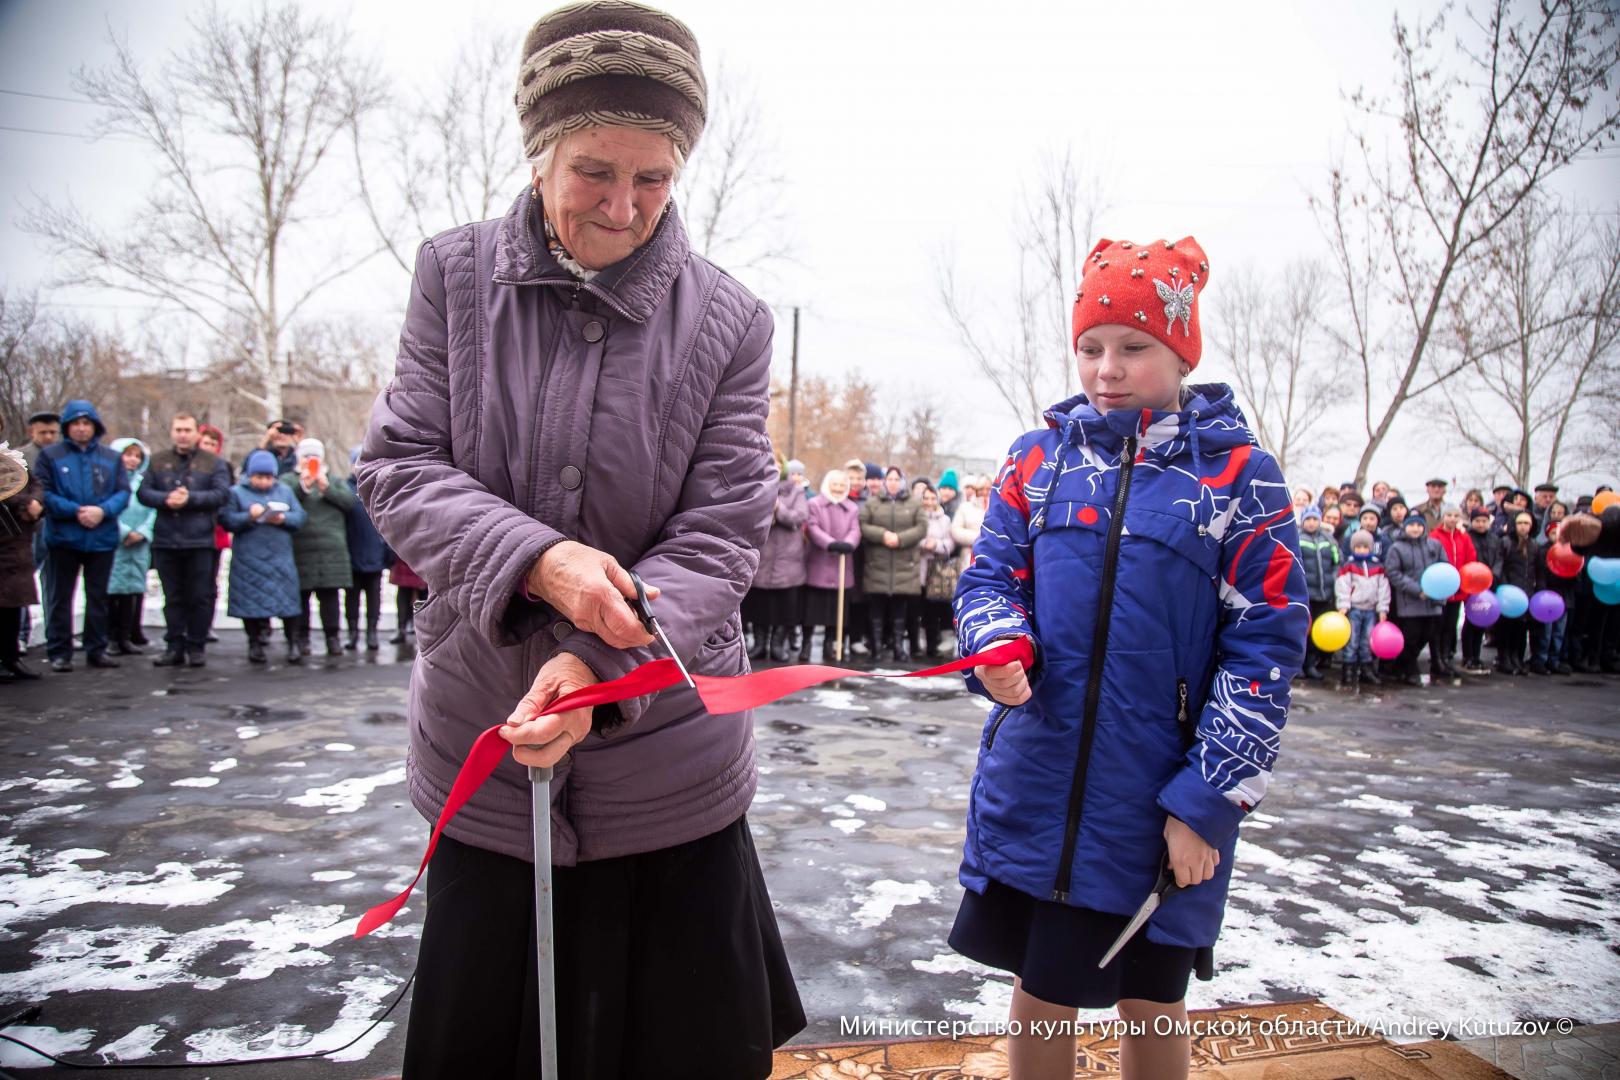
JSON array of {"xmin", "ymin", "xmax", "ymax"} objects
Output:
[{"xmin": 1370, "ymin": 620, "xmax": 1405, "ymax": 660}]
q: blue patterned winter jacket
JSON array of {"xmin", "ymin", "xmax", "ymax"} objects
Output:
[{"xmin": 953, "ymin": 384, "xmax": 1308, "ymax": 948}]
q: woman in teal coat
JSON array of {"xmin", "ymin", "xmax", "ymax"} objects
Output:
[{"xmin": 107, "ymin": 438, "xmax": 154, "ymax": 655}]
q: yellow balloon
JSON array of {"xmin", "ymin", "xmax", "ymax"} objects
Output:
[{"xmin": 1311, "ymin": 611, "xmax": 1352, "ymax": 653}]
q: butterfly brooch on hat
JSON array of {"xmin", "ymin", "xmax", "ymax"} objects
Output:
[{"xmin": 1154, "ymin": 278, "xmax": 1195, "ymax": 336}]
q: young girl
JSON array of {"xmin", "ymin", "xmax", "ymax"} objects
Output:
[{"xmin": 951, "ymin": 236, "xmax": 1308, "ymax": 1080}]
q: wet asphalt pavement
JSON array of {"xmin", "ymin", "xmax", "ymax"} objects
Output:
[{"xmin": 0, "ymin": 633, "xmax": 1616, "ymax": 1076}]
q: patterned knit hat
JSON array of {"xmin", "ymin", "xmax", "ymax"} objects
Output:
[
  {"xmin": 1071, "ymin": 237, "xmax": 1209, "ymax": 368},
  {"xmin": 515, "ymin": 1, "xmax": 707, "ymax": 161}
]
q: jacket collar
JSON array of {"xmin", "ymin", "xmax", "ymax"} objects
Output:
[{"xmin": 491, "ymin": 187, "xmax": 691, "ymax": 325}]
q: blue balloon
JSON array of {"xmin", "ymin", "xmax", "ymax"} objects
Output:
[
  {"xmin": 1496, "ymin": 584, "xmax": 1530, "ymax": 619},
  {"xmin": 1589, "ymin": 558, "xmax": 1620, "ymax": 587},
  {"xmin": 1421, "ymin": 562, "xmax": 1461, "ymax": 601},
  {"xmin": 1596, "ymin": 579, "xmax": 1620, "ymax": 607}
]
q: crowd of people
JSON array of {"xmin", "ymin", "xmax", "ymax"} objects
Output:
[
  {"xmin": 0, "ymin": 404, "xmax": 429, "ymax": 681},
  {"xmin": 741, "ymin": 458, "xmax": 989, "ymax": 666},
  {"xmin": 740, "ymin": 465, "xmax": 1620, "ymax": 686}
]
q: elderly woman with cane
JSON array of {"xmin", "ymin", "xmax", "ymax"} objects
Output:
[{"xmin": 356, "ymin": 3, "xmax": 805, "ymax": 1075}]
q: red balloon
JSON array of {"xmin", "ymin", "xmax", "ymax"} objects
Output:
[
  {"xmin": 1547, "ymin": 542, "xmax": 1585, "ymax": 579},
  {"xmin": 1459, "ymin": 561, "xmax": 1494, "ymax": 596}
]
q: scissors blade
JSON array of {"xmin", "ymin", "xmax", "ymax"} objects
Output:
[
  {"xmin": 651, "ymin": 618, "xmax": 697, "ymax": 690},
  {"xmin": 1097, "ymin": 892, "xmax": 1162, "ymax": 970}
]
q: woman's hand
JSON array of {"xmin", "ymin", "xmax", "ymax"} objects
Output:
[
  {"xmin": 883, "ymin": 530, "xmax": 899, "ymax": 548},
  {"xmin": 501, "ymin": 652, "xmax": 600, "ymax": 768},
  {"xmin": 974, "ymin": 658, "xmax": 1030, "ymax": 706},
  {"xmin": 1560, "ymin": 512, "xmax": 1600, "ymax": 548},
  {"xmin": 526, "ymin": 540, "xmax": 657, "ymax": 650},
  {"xmin": 1164, "ymin": 815, "xmax": 1219, "ymax": 888}
]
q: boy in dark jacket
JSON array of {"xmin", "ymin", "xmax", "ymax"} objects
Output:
[
  {"xmin": 1461, "ymin": 508, "xmax": 1502, "ymax": 674},
  {"xmin": 1297, "ymin": 506, "xmax": 1340, "ymax": 680},
  {"xmin": 1385, "ymin": 514, "xmax": 1452, "ymax": 684}
]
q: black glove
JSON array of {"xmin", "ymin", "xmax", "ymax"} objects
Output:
[{"xmin": 826, "ymin": 541, "xmax": 855, "ymax": 555}]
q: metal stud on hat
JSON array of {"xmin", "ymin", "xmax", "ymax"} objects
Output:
[{"xmin": 1099, "ymin": 295, "xmax": 1111, "ymax": 306}]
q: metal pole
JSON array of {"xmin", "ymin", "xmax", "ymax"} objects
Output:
[
  {"xmin": 834, "ymin": 552, "xmax": 846, "ymax": 663},
  {"xmin": 530, "ymin": 765, "xmax": 558, "ymax": 1078},
  {"xmin": 788, "ymin": 306, "xmax": 800, "ymax": 460}
]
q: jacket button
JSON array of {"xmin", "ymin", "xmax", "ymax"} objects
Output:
[
  {"xmin": 552, "ymin": 621, "xmax": 574, "ymax": 641},
  {"xmin": 582, "ymin": 321, "xmax": 604, "ymax": 343},
  {"xmin": 559, "ymin": 465, "xmax": 582, "ymax": 490}
]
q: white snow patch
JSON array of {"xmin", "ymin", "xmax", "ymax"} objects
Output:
[
  {"xmin": 289, "ymin": 767, "xmax": 406, "ymax": 814},
  {"xmin": 807, "ymin": 688, "xmax": 858, "ymax": 710},
  {"xmin": 96, "ymin": 1024, "xmax": 166, "ymax": 1061},
  {"xmin": 0, "ymin": 1026, "xmax": 93, "ymax": 1068},
  {"xmin": 107, "ymin": 763, "xmax": 144, "ymax": 789},
  {"xmin": 236, "ymin": 726, "xmax": 260, "ymax": 740},
  {"xmin": 7, "ymin": 804, "xmax": 86, "ymax": 830},
  {"xmin": 152, "ymin": 726, "xmax": 172, "ymax": 735},
  {"xmin": 752, "ymin": 792, "xmax": 785, "ymax": 804},
  {"xmin": 852, "ymin": 879, "xmax": 936, "ymax": 928},
  {"xmin": 170, "ymin": 777, "xmax": 220, "ymax": 789},
  {"xmin": 323, "ymin": 743, "xmax": 355, "ymax": 752},
  {"xmin": 845, "ymin": 794, "xmax": 887, "ymax": 813},
  {"xmin": 310, "ymin": 870, "xmax": 355, "ymax": 882},
  {"xmin": 181, "ymin": 975, "xmax": 399, "ymax": 1064},
  {"xmin": 0, "ymin": 840, "xmax": 239, "ymax": 932},
  {"xmin": 830, "ymin": 818, "xmax": 865, "ymax": 834},
  {"xmin": 209, "ymin": 758, "xmax": 238, "ymax": 773},
  {"xmin": 57, "ymin": 756, "xmax": 98, "ymax": 768},
  {"xmin": 1337, "ymin": 793, "xmax": 1414, "ymax": 818},
  {"xmin": 33, "ymin": 777, "xmax": 91, "ymax": 794}
]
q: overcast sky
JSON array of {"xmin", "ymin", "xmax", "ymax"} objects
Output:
[{"xmin": 2, "ymin": 0, "xmax": 1615, "ymax": 494}]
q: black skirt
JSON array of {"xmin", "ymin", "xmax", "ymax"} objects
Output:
[
  {"xmin": 949, "ymin": 878, "xmax": 1211, "ymax": 1009},
  {"xmin": 742, "ymin": 585, "xmax": 802, "ymax": 627},
  {"xmin": 403, "ymin": 816, "xmax": 805, "ymax": 1079},
  {"xmin": 802, "ymin": 585, "xmax": 846, "ymax": 628}
]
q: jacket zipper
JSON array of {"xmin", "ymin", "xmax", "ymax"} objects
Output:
[
  {"xmin": 492, "ymin": 275, "xmax": 639, "ymax": 322},
  {"xmin": 1177, "ymin": 677, "xmax": 1194, "ymax": 751},
  {"xmin": 986, "ymin": 703, "xmax": 1011, "ymax": 750},
  {"xmin": 1051, "ymin": 434, "xmax": 1136, "ymax": 903}
]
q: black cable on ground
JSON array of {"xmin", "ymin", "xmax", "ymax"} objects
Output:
[{"xmin": 0, "ymin": 969, "xmax": 413, "ymax": 1071}]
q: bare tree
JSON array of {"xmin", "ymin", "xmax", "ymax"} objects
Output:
[
  {"xmin": 1311, "ymin": 0, "xmax": 1620, "ymax": 488},
  {"xmin": 1212, "ymin": 261, "xmax": 1343, "ymax": 477},
  {"xmin": 0, "ymin": 288, "xmax": 132, "ymax": 438},
  {"xmin": 937, "ymin": 149, "xmax": 1106, "ymax": 428},
  {"xmin": 1444, "ymin": 202, "xmax": 1620, "ymax": 486},
  {"xmin": 353, "ymin": 27, "xmax": 527, "ymax": 273},
  {"xmin": 22, "ymin": 1, "xmax": 386, "ymax": 423},
  {"xmin": 679, "ymin": 62, "xmax": 794, "ymax": 277}
]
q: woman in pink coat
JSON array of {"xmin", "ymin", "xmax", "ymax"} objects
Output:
[{"xmin": 801, "ymin": 469, "xmax": 861, "ymax": 662}]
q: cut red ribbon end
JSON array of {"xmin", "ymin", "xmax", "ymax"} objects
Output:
[{"xmin": 352, "ymin": 637, "xmax": 1033, "ymax": 938}]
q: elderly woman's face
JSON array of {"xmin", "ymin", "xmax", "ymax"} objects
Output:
[
  {"xmin": 536, "ymin": 126, "xmax": 677, "ymax": 271},
  {"xmin": 826, "ymin": 473, "xmax": 849, "ymax": 499}
]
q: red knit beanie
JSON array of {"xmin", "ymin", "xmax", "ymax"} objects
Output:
[{"xmin": 1071, "ymin": 236, "xmax": 1209, "ymax": 368}]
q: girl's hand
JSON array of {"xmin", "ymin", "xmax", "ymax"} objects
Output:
[
  {"xmin": 1377, "ymin": 612, "xmax": 1387, "ymax": 623},
  {"xmin": 1164, "ymin": 815, "xmax": 1219, "ymax": 888},
  {"xmin": 974, "ymin": 658, "xmax": 1030, "ymax": 707}
]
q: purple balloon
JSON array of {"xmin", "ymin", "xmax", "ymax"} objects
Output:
[
  {"xmin": 1528, "ymin": 590, "xmax": 1565, "ymax": 624},
  {"xmin": 1464, "ymin": 589, "xmax": 1501, "ymax": 627}
]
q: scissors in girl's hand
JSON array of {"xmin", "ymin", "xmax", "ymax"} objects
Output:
[{"xmin": 1097, "ymin": 855, "xmax": 1183, "ymax": 969}]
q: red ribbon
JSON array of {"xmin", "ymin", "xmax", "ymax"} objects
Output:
[{"xmin": 354, "ymin": 637, "xmax": 1033, "ymax": 937}]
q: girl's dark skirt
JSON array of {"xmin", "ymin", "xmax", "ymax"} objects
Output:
[
  {"xmin": 403, "ymin": 815, "xmax": 805, "ymax": 1079},
  {"xmin": 949, "ymin": 878, "xmax": 1212, "ymax": 1009}
]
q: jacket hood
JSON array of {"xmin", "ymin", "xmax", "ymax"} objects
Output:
[
  {"xmin": 108, "ymin": 437, "xmax": 149, "ymax": 479},
  {"xmin": 59, "ymin": 399, "xmax": 106, "ymax": 440},
  {"xmin": 1046, "ymin": 382, "xmax": 1252, "ymax": 460},
  {"xmin": 881, "ymin": 466, "xmax": 910, "ymax": 501},
  {"xmin": 491, "ymin": 188, "xmax": 691, "ymax": 325}
]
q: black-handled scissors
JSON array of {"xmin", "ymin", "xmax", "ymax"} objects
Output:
[
  {"xmin": 1097, "ymin": 854, "xmax": 1183, "ymax": 969},
  {"xmin": 626, "ymin": 570, "xmax": 695, "ymax": 690}
]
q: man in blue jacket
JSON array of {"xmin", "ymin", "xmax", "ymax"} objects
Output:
[
  {"xmin": 32, "ymin": 399, "xmax": 129, "ymax": 672},
  {"xmin": 137, "ymin": 413, "xmax": 234, "ymax": 667}
]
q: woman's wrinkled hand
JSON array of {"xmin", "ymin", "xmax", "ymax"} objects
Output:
[
  {"xmin": 1164, "ymin": 815, "xmax": 1219, "ymax": 889},
  {"xmin": 1559, "ymin": 512, "xmax": 1600, "ymax": 548},
  {"xmin": 501, "ymin": 652, "xmax": 601, "ymax": 768},
  {"xmin": 526, "ymin": 540, "xmax": 657, "ymax": 650}
]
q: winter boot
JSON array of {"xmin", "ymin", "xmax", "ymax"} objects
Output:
[
  {"xmin": 1362, "ymin": 660, "xmax": 1382, "ymax": 685},
  {"xmin": 1301, "ymin": 655, "xmax": 1321, "ymax": 681},
  {"xmin": 346, "ymin": 628, "xmax": 359, "ymax": 651},
  {"xmin": 748, "ymin": 624, "xmax": 769, "ymax": 660},
  {"xmin": 798, "ymin": 627, "xmax": 813, "ymax": 664},
  {"xmin": 1350, "ymin": 663, "xmax": 1362, "ymax": 694},
  {"xmin": 247, "ymin": 634, "xmax": 267, "ymax": 664},
  {"xmin": 1339, "ymin": 660, "xmax": 1353, "ymax": 690},
  {"xmin": 869, "ymin": 617, "xmax": 887, "ymax": 664},
  {"xmin": 892, "ymin": 618, "xmax": 911, "ymax": 663},
  {"xmin": 769, "ymin": 626, "xmax": 791, "ymax": 663},
  {"xmin": 287, "ymin": 637, "xmax": 304, "ymax": 665},
  {"xmin": 325, "ymin": 631, "xmax": 343, "ymax": 658},
  {"xmin": 366, "ymin": 627, "xmax": 380, "ymax": 651}
]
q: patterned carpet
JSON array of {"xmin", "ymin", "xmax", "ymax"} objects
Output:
[{"xmin": 770, "ymin": 999, "xmax": 1513, "ymax": 1078}]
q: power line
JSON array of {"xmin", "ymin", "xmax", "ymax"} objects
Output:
[{"xmin": 0, "ymin": 87, "xmax": 97, "ymax": 105}]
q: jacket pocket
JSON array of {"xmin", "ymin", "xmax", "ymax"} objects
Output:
[
  {"xmin": 414, "ymin": 593, "xmax": 460, "ymax": 662},
  {"xmin": 985, "ymin": 703, "xmax": 1012, "ymax": 751}
]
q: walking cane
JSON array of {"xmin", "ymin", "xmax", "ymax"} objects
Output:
[
  {"xmin": 528, "ymin": 765, "xmax": 559, "ymax": 1078},
  {"xmin": 834, "ymin": 553, "xmax": 847, "ymax": 662}
]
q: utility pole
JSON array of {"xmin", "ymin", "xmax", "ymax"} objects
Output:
[{"xmin": 788, "ymin": 306, "xmax": 800, "ymax": 460}]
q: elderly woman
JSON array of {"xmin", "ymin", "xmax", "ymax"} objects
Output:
[
  {"xmin": 356, "ymin": 3, "xmax": 803, "ymax": 1075},
  {"xmin": 802, "ymin": 468, "xmax": 861, "ymax": 662},
  {"xmin": 747, "ymin": 457, "xmax": 809, "ymax": 662}
]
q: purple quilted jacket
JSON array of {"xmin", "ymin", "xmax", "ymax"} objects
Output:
[{"xmin": 357, "ymin": 189, "xmax": 776, "ymax": 866}]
